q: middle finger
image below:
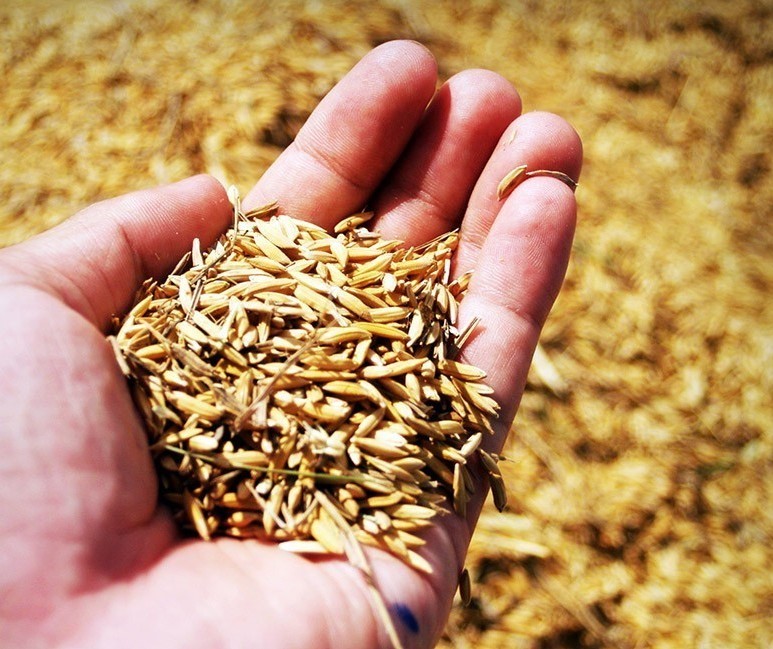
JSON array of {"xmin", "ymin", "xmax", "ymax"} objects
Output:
[{"xmin": 370, "ymin": 69, "xmax": 521, "ymax": 244}]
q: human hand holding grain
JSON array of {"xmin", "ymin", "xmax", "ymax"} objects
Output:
[{"xmin": 0, "ymin": 41, "xmax": 581, "ymax": 648}]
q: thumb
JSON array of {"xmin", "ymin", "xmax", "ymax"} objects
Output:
[{"xmin": 0, "ymin": 175, "xmax": 232, "ymax": 330}]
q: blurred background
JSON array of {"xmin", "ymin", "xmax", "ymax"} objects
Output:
[{"xmin": 1, "ymin": 1, "xmax": 770, "ymax": 647}]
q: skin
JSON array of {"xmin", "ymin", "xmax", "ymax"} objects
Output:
[{"xmin": 0, "ymin": 41, "xmax": 581, "ymax": 649}]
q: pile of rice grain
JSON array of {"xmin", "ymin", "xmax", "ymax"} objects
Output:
[{"xmin": 110, "ymin": 196, "xmax": 502, "ymax": 573}]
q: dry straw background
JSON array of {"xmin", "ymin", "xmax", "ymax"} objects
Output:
[{"xmin": 1, "ymin": 0, "xmax": 771, "ymax": 647}]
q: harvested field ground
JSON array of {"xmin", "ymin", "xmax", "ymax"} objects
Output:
[{"xmin": 1, "ymin": 1, "xmax": 770, "ymax": 647}]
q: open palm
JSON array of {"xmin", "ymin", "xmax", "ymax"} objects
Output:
[{"xmin": 0, "ymin": 42, "xmax": 581, "ymax": 649}]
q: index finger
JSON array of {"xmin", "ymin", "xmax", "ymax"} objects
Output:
[{"xmin": 243, "ymin": 41, "xmax": 438, "ymax": 228}]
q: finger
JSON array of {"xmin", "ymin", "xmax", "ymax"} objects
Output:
[
  {"xmin": 243, "ymin": 40, "xmax": 438, "ymax": 227},
  {"xmin": 460, "ymin": 176, "xmax": 577, "ymax": 437},
  {"xmin": 370, "ymin": 69, "xmax": 521, "ymax": 244},
  {"xmin": 430, "ymin": 176, "xmax": 577, "ymax": 570},
  {"xmin": 0, "ymin": 175, "xmax": 232, "ymax": 329},
  {"xmin": 381, "ymin": 178, "xmax": 578, "ymax": 609},
  {"xmin": 455, "ymin": 111, "xmax": 582, "ymax": 276}
]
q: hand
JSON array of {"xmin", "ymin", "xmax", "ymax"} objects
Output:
[{"xmin": 0, "ymin": 41, "xmax": 581, "ymax": 649}]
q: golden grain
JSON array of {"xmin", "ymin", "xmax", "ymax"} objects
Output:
[{"xmin": 112, "ymin": 197, "xmax": 501, "ymax": 609}]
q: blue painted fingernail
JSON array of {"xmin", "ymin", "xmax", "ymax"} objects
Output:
[{"xmin": 392, "ymin": 603, "xmax": 419, "ymax": 634}]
